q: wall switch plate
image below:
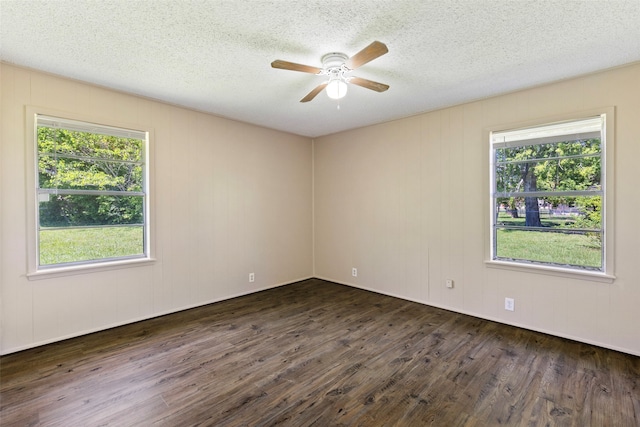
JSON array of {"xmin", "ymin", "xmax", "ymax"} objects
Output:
[
  {"xmin": 446, "ymin": 279, "xmax": 454, "ymax": 288},
  {"xmin": 505, "ymin": 297, "xmax": 515, "ymax": 311},
  {"xmin": 352, "ymin": 268, "xmax": 358, "ymax": 277},
  {"xmin": 249, "ymin": 273, "xmax": 255, "ymax": 283}
]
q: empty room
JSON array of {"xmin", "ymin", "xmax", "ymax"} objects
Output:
[{"xmin": 1, "ymin": 1, "xmax": 639, "ymax": 425}]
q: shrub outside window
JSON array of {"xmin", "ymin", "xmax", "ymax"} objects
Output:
[
  {"xmin": 35, "ymin": 115, "xmax": 149, "ymax": 269},
  {"xmin": 490, "ymin": 116, "xmax": 606, "ymax": 272}
]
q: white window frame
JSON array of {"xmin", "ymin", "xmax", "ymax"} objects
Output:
[
  {"xmin": 26, "ymin": 107, "xmax": 155, "ymax": 279},
  {"xmin": 485, "ymin": 108, "xmax": 615, "ymax": 283}
]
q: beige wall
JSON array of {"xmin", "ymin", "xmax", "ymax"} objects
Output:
[
  {"xmin": 314, "ymin": 62, "xmax": 640, "ymax": 356},
  {"xmin": 2, "ymin": 61, "xmax": 639, "ymax": 357},
  {"xmin": 0, "ymin": 63, "xmax": 313, "ymax": 354}
]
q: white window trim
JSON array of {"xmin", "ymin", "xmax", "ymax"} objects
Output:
[
  {"xmin": 25, "ymin": 106, "xmax": 155, "ymax": 280},
  {"xmin": 484, "ymin": 107, "xmax": 615, "ymax": 283}
]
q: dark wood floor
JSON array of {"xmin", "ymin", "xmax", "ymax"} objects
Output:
[{"xmin": 1, "ymin": 279, "xmax": 638, "ymax": 426}]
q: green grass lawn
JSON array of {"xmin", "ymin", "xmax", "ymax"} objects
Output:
[
  {"xmin": 496, "ymin": 212, "xmax": 576, "ymax": 227},
  {"xmin": 495, "ymin": 212, "xmax": 602, "ymax": 268},
  {"xmin": 39, "ymin": 226, "xmax": 144, "ymax": 266},
  {"xmin": 496, "ymin": 229, "xmax": 601, "ymax": 268}
]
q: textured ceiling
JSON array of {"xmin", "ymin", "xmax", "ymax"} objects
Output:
[{"xmin": 2, "ymin": 0, "xmax": 640, "ymax": 138}]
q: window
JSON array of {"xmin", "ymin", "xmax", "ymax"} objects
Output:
[
  {"xmin": 34, "ymin": 114, "xmax": 149, "ymax": 270},
  {"xmin": 490, "ymin": 115, "xmax": 610, "ymax": 273}
]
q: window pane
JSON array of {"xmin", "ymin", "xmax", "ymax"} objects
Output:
[
  {"xmin": 495, "ymin": 195, "xmax": 603, "ymax": 269},
  {"xmin": 495, "ymin": 196, "xmax": 602, "ymax": 230},
  {"xmin": 39, "ymin": 194, "xmax": 144, "ymax": 227},
  {"xmin": 37, "ymin": 127, "xmax": 142, "ymax": 162},
  {"xmin": 39, "ymin": 226, "xmax": 144, "ymax": 266},
  {"xmin": 34, "ymin": 114, "xmax": 149, "ymax": 270},
  {"xmin": 39, "ymin": 156, "xmax": 143, "ymax": 192},
  {"xmin": 495, "ymin": 228, "xmax": 602, "ymax": 269},
  {"xmin": 491, "ymin": 115, "xmax": 607, "ymax": 273},
  {"xmin": 495, "ymin": 139, "xmax": 601, "ymax": 194},
  {"xmin": 38, "ymin": 126, "xmax": 143, "ymax": 193}
]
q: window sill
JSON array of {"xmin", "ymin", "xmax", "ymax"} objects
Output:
[
  {"xmin": 27, "ymin": 257, "xmax": 156, "ymax": 281},
  {"xmin": 485, "ymin": 260, "xmax": 615, "ymax": 283}
]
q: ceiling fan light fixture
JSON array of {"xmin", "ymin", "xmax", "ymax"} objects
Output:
[
  {"xmin": 271, "ymin": 42, "xmax": 388, "ymax": 103},
  {"xmin": 326, "ymin": 78, "xmax": 348, "ymax": 100}
]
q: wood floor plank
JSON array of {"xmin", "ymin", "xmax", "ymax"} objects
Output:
[{"xmin": 1, "ymin": 279, "xmax": 638, "ymax": 426}]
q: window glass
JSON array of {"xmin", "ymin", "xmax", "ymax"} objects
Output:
[
  {"xmin": 36, "ymin": 115, "xmax": 148, "ymax": 268},
  {"xmin": 491, "ymin": 116, "xmax": 604, "ymax": 271}
]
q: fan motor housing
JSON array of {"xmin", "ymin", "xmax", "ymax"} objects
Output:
[{"xmin": 321, "ymin": 52, "xmax": 348, "ymax": 69}]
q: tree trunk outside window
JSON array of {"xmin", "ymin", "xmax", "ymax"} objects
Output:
[{"xmin": 523, "ymin": 163, "xmax": 541, "ymax": 227}]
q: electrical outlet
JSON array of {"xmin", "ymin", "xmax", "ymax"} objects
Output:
[
  {"xmin": 352, "ymin": 268, "xmax": 358, "ymax": 277},
  {"xmin": 445, "ymin": 279, "xmax": 454, "ymax": 288},
  {"xmin": 249, "ymin": 273, "xmax": 255, "ymax": 283},
  {"xmin": 505, "ymin": 297, "xmax": 515, "ymax": 311}
]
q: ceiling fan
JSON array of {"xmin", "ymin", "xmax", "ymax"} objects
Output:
[{"xmin": 271, "ymin": 41, "xmax": 390, "ymax": 103}]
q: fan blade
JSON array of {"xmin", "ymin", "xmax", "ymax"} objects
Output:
[
  {"xmin": 300, "ymin": 82, "xmax": 328, "ymax": 102},
  {"xmin": 345, "ymin": 41, "xmax": 388, "ymax": 70},
  {"xmin": 349, "ymin": 77, "xmax": 389, "ymax": 92},
  {"xmin": 271, "ymin": 60, "xmax": 323, "ymax": 74}
]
